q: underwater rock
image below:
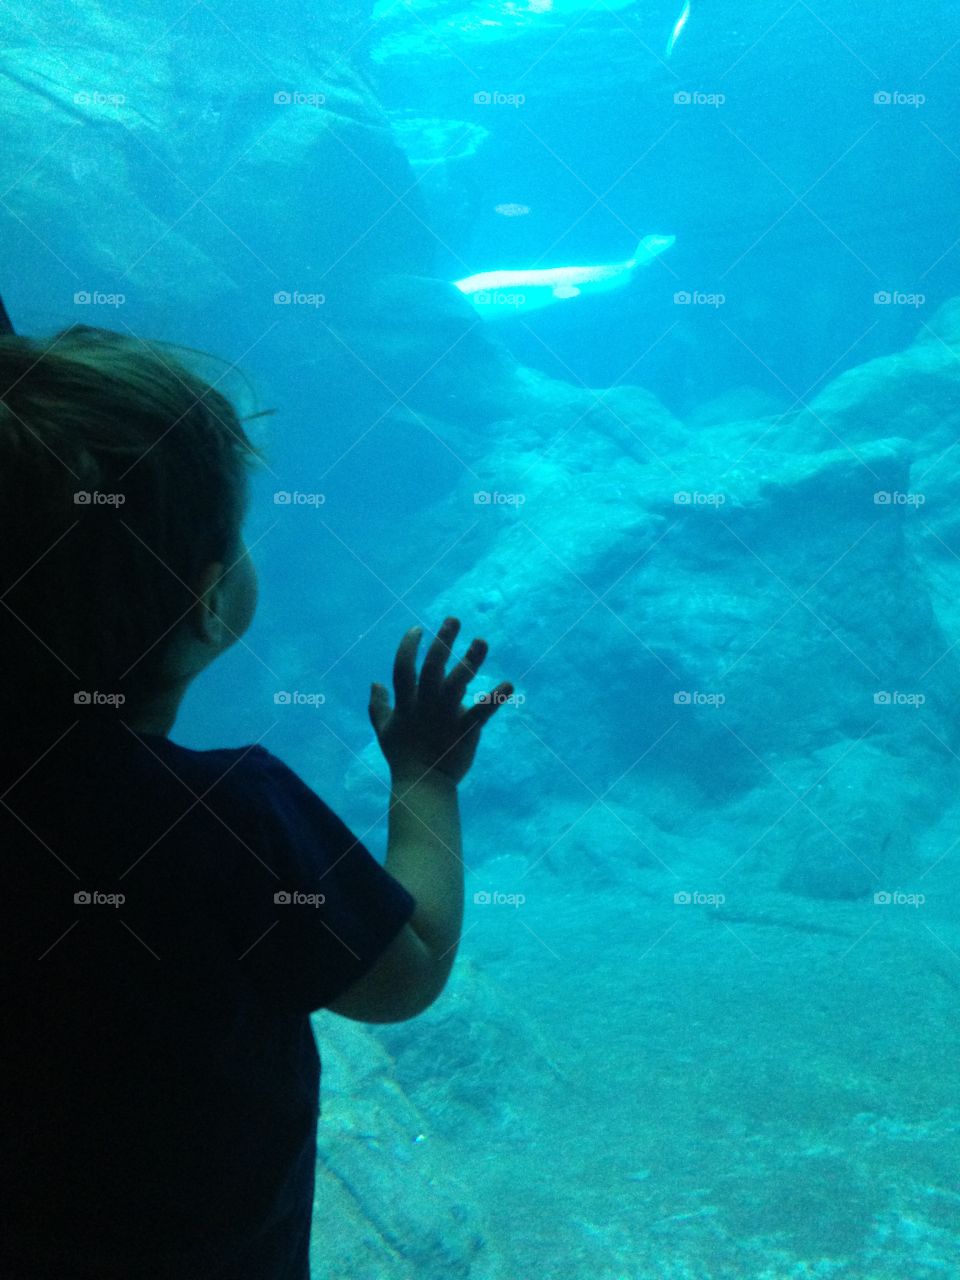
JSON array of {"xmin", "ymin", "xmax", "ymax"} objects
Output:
[
  {"xmin": 314, "ymin": 1013, "xmax": 498, "ymax": 1278},
  {"xmin": 439, "ymin": 431, "xmax": 955, "ymax": 779},
  {"xmin": 778, "ymin": 794, "xmax": 897, "ymax": 903},
  {"xmin": 409, "ymin": 310, "xmax": 960, "ymax": 909},
  {"xmin": 0, "ymin": 35, "xmax": 236, "ymax": 314},
  {"xmin": 779, "ymin": 829, "xmax": 880, "ymax": 902},
  {"xmin": 685, "ymin": 385, "xmax": 788, "ymax": 431},
  {"xmin": 806, "ymin": 338, "xmax": 960, "ymax": 449},
  {"xmin": 911, "ymin": 295, "xmax": 960, "ymax": 350},
  {"xmin": 721, "ymin": 1152, "xmax": 875, "ymax": 1257},
  {"xmin": 325, "ymin": 273, "xmax": 523, "ymax": 427},
  {"xmin": 0, "ymin": 1, "xmax": 436, "ymax": 331}
]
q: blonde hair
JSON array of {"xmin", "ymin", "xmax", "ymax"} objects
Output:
[{"xmin": 0, "ymin": 325, "xmax": 266, "ymax": 726}]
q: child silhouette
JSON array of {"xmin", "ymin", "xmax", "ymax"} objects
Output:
[{"xmin": 0, "ymin": 325, "xmax": 512, "ymax": 1280}]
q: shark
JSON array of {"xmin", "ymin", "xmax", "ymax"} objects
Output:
[{"xmin": 452, "ymin": 234, "xmax": 676, "ymax": 318}]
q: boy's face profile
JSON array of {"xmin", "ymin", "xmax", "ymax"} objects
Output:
[
  {"xmin": 199, "ymin": 537, "xmax": 260, "ymax": 656},
  {"xmin": 184, "ymin": 476, "xmax": 259, "ymax": 676},
  {"xmin": 189, "ymin": 533, "xmax": 259, "ymax": 672},
  {"xmin": 135, "ymin": 526, "xmax": 258, "ymax": 737}
]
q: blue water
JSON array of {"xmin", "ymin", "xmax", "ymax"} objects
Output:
[{"xmin": 4, "ymin": 0, "xmax": 960, "ymax": 1275}]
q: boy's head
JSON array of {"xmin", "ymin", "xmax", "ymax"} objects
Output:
[{"xmin": 0, "ymin": 325, "xmax": 263, "ymax": 734}]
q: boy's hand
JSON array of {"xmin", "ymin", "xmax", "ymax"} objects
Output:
[{"xmin": 369, "ymin": 617, "xmax": 514, "ymax": 786}]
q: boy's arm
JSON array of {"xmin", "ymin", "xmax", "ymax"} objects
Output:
[
  {"xmin": 325, "ymin": 773, "xmax": 462, "ymax": 1024},
  {"xmin": 326, "ymin": 619, "xmax": 511, "ymax": 1025},
  {"xmin": 384, "ymin": 769, "xmax": 463, "ymax": 978}
]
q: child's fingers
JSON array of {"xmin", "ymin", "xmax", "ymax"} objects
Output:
[
  {"xmin": 419, "ymin": 617, "xmax": 459, "ymax": 701},
  {"xmin": 444, "ymin": 637, "xmax": 488, "ymax": 703},
  {"xmin": 462, "ymin": 681, "xmax": 514, "ymax": 730},
  {"xmin": 392, "ymin": 626, "xmax": 421, "ymax": 716},
  {"xmin": 368, "ymin": 682, "xmax": 391, "ymax": 735}
]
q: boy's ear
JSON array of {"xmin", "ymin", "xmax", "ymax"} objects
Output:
[{"xmin": 192, "ymin": 562, "xmax": 227, "ymax": 644}]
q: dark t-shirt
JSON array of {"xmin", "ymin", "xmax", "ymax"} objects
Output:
[{"xmin": 0, "ymin": 720, "xmax": 416, "ymax": 1279}]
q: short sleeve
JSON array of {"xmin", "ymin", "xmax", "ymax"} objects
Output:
[{"xmin": 228, "ymin": 746, "xmax": 416, "ymax": 1015}]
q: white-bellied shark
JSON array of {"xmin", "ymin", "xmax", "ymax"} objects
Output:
[{"xmin": 452, "ymin": 234, "xmax": 676, "ymax": 318}]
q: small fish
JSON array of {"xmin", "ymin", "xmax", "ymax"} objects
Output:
[
  {"xmin": 494, "ymin": 202, "xmax": 531, "ymax": 218},
  {"xmin": 665, "ymin": 0, "xmax": 691, "ymax": 59}
]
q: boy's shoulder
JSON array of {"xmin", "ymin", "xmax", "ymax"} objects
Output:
[{"xmin": 130, "ymin": 733, "xmax": 308, "ymax": 810}]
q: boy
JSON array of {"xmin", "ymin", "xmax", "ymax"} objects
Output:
[{"xmin": 0, "ymin": 326, "xmax": 512, "ymax": 1279}]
